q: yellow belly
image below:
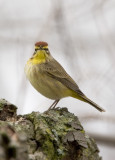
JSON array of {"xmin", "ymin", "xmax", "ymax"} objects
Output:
[{"xmin": 25, "ymin": 62, "xmax": 71, "ymax": 100}]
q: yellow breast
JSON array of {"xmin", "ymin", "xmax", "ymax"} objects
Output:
[{"xmin": 25, "ymin": 61, "xmax": 71, "ymax": 100}]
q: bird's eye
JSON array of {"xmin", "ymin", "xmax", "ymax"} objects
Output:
[
  {"xmin": 35, "ymin": 48, "xmax": 38, "ymax": 51},
  {"xmin": 44, "ymin": 48, "xmax": 49, "ymax": 54}
]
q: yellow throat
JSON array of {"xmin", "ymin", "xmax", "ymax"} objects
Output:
[{"xmin": 28, "ymin": 42, "xmax": 49, "ymax": 65}]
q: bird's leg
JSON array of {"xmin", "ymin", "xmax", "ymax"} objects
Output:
[
  {"xmin": 48, "ymin": 100, "xmax": 57, "ymax": 110},
  {"xmin": 48, "ymin": 99, "xmax": 60, "ymax": 110},
  {"xmin": 52, "ymin": 99, "xmax": 60, "ymax": 109}
]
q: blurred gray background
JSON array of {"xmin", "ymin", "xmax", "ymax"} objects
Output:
[{"xmin": 0, "ymin": 0, "xmax": 115, "ymax": 159}]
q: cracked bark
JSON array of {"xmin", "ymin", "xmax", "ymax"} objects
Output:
[{"xmin": 0, "ymin": 99, "xmax": 102, "ymax": 160}]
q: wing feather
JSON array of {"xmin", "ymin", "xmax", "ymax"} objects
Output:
[{"xmin": 40, "ymin": 59, "xmax": 84, "ymax": 96}]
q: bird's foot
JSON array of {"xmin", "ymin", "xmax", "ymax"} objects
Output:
[{"xmin": 44, "ymin": 107, "xmax": 61, "ymax": 114}]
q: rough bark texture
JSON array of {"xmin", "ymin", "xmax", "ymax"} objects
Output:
[{"xmin": 0, "ymin": 99, "xmax": 102, "ymax": 160}]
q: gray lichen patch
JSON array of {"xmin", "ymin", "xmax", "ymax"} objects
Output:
[
  {"xmin": 0, "ymin": 121, "xmax": 29, "ymax": 160},
  {"xmin": 0, "ymin": 99, "xmax": 17, "ymax": 121},
  {"xmin": 0, "ymin": 99, "xmax": 101, "ymax": 160},
  {"xmin": 25, "ymin": 108, "xmax": 101, "ymax": 160}
]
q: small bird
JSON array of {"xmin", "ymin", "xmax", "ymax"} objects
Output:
[{"xmin": 25, "ymin": 41, "xmax": 105, "ymax": 112}]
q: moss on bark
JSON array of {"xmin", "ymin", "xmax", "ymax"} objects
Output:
[{"xmin": 0, "ymin": 99, "xmax": 102, "ymax": 160}]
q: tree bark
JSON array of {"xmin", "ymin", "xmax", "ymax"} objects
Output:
[{"xmin": 0, "ymin": 99, "xmax": 102, "ymax": 160}]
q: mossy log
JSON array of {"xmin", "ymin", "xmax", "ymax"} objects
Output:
[{"xmin": 0, "ymin": 99, "xmax": 102, "ymax": 160}]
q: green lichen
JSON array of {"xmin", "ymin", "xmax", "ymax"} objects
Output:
[
  {"xmin": 25, "ymin": 108, "xmax": 89, "ymax": 159},
  {"xmin": 0, "ymin": 99, "xmax": 7, "ymax": 110},
  {"xmin": 42, "ymin": 138, "xmax": 55, "ymax": 159},
  {"xmin": 0, "ymin": 103, "xmax": 101, "ymax": 160}
]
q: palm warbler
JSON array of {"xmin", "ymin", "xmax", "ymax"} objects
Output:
[{"xmin": 25, "ymin": 41, "xmax": 105, "ymax": 112}]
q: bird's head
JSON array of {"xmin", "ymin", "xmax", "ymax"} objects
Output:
[{"xmin": 31, "ymin": 41, "xmax": 51, "ymax": 64}]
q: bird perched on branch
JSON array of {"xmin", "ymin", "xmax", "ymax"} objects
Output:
[{"xmin": 25, "ymin": 41, "xmax": 105, "ymax": 112}]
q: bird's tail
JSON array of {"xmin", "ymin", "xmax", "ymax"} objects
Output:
[
  {"xmin": 82, "ymin": 96, "xmax": 105, "ymax": 112},
  {"xmin": 72, "ymin": 91, "xmax": 105, "ymax": 112}
]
